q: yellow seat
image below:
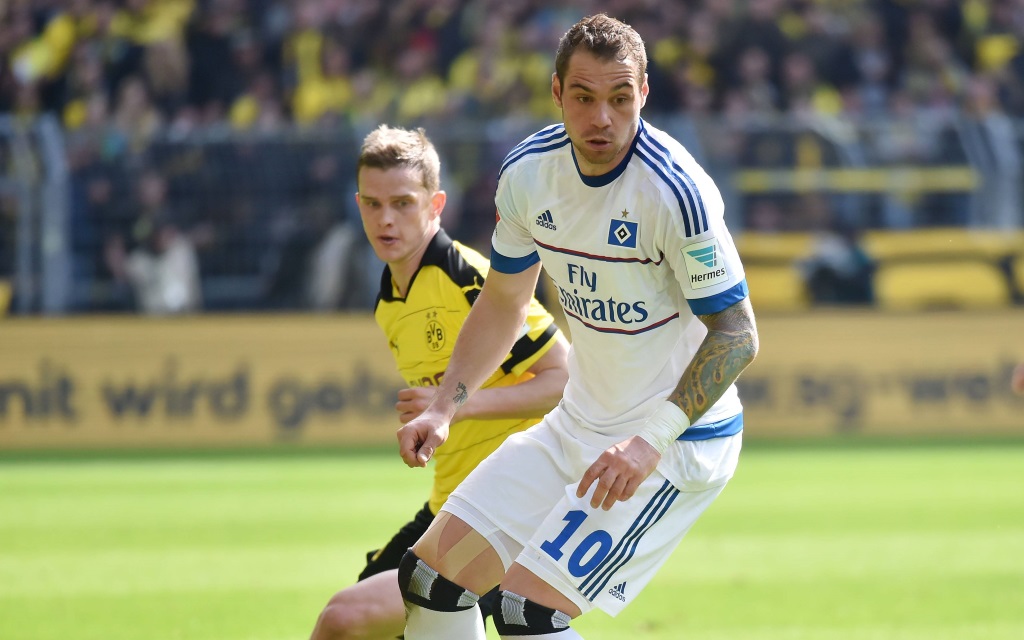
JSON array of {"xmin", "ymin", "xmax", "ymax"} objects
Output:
[
  {"xmin": 736, "ymin": 232, "xmax": 814, "ymax": 263},
  {"xmin": 0, "ymin": 279, "xmax": 11, "ymax": 317},
  {"xmin": 744, "ymin": 264, "xmax": 809, "ymax": 312},
  {"xmin": 863, "ymin": 228, "xmax": 1024, "ymax": 262},
  {"xmin": 1012, "ymin": 255, "xmax": 1024, "ymax": 296},
  {"xmin": 874, "ymin": 260, "xmax": 1011, "ymax": 310}
]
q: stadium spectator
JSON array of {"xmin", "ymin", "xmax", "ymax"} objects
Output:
[
  {"xmin": 108, "ymin": 210, "xmax": 202, "ymax": 314},
  {"xmin": 309, "ymin": 124, "xmax": 569, "ymax": 640},
  {"xmin": 103, "ymin": 169, "xmax": 202, "ymax": 314},
  {"xmin": 446, "ymin": 14, "xmax": 525, "ymax": 118},
  {"xmin": 291, "ymin": 37, "xmax": 353, "ymax": 127},
  {"xmin": 60, "ymin": 41, "xmax": 108, "ymax": 131},
  {"xmin": 844, "ymin": 14, "xmax": 895, "ymax": 119},
  {"xmin": 718, "ymin": 0, "xmax": 791, "ymax": 94},
  {"xmin": 227, "ymin": 68, "xmax": 286, "ymax": 132},
  {"xmin": 733, "ymin": 45, "xmax": 781, "ymax": 115},
  {"xmin": 960, "ymin": 74, "xmax": 1022, "ymax": 229},
  {"xmin": 110, "ymin": 74, "xmax": 163, "ymax": 155},
  {"xmin": 395, "ymin": 14, "xmax": 757, "ymax": 639},
  {"xmin": 788, "ymin": 2, "xmax": 859, "ymax": 95},
  {"xmin": 779, "ymin": 51, "xmax": 842, "ymax": 116},
  {"xmin": 185, "ymin": 0, "xmax": 249, "ymax": 124},
  {"xmin": 392, "ymin": 34, "xmax": 450, "ymax": 123},
  {"xmin": 800, "ymin": 219, "xmax": 875, "ymax": 305}
]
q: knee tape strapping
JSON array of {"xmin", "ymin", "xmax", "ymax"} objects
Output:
[
  {"xmin": 397, "ymin": 549, "xmax": 480, "ymax": 612},
  {"xmin": 493, "ymin": 590, "xmax": 572, "ymax": 636}
]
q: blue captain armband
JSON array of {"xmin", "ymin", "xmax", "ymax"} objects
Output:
[{"xmin": 687, "ymin": 280, "xmax": 749, "ymax": 316}]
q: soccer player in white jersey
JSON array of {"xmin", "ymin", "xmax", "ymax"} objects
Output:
[{"xmin": 395, "ymin": 14, "xmax": 760, "ymax": 639}]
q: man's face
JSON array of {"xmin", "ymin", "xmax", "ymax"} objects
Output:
[
  {"xmin": 356, "ymin": 166, "xmax": 443, "ymax": 270},
  {"xmin": 552, "ymin": 51, "xmax": 648, "ymax": 176}
]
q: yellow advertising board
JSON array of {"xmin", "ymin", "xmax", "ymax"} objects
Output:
[
  {"xmin": 1, "ymin": 310, "xmax": 1022, "ymax": 451},
  {"xmin": 0, "ymin": 315, "xmax": 405, "ymax": 450},
  {"xmin": 738, "ymin": 309, "xmax": 1024, "ymax": 437}
]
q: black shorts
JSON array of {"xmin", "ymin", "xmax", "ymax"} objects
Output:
[{"xmin": 359, "ymin": 502, "xmax": 499, "ymax": 620}]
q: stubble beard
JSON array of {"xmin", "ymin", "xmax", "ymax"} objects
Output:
[{"xmin": 576, "ymin": 143, "xmax": 619, "ymax": 168}]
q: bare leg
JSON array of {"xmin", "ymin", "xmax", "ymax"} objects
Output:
[
  {"xmin": 410, "ymin": 511, "xmax": 506, "ymax": 595},
  {"xmin": 401, "ymin": 512, "xmax": 507, "ymax": 639},
  {"xmin": 489, "ymin": 564, "xmax": 584, "ymax": 638},
  {"xmin": 500, "ymin": 563, "xmax": 581, "ymax": 618},
  {"xmin": 310, "ymin": 570, "xmax": 404, "ymax": 640}
]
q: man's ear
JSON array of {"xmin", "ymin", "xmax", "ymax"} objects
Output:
[
  {"xmin": 551, "ymin": 72, "xmax": 563, "ymax": 108},
  {"xmin": 640, "ymin": 73, "xmax": 649, "ymax": 108},
  {"xmin": 430, "ymin": 190, "xmax": 447, "ymax": 219}
]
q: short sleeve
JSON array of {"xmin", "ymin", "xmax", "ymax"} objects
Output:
[
  {"xmin": 491, "ymin": 170, "xmax": 541, "ymax": 274},
  {"xmin": 659, "ymin": 172, "xmax": 748, "ymax": 316}
]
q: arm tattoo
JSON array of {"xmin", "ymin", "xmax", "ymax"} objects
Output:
[
  {"xmin": 453, "ymin": 382, "xmax": 469, "ymax": 406},
  {"xmin": 668, "ymin": 300, "xmax": 758, "ymax": 425}
]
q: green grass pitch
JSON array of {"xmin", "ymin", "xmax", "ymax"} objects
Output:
[{"xmin": 2, "ymin": 441, "xmax": 1023, "ymax": 640}]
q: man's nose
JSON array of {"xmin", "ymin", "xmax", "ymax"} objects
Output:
[{"xmin": 593, "ymin": 103, "xmax": 613, "ymax": 128}]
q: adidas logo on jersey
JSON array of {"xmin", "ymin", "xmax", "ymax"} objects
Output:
[
  {"xmin": 535, "ymin": 210, "xmax": 557, "ymax": 230},
  {"xmin": 608, "ymin": 581, "xmax": 627, "ymax": 602}
]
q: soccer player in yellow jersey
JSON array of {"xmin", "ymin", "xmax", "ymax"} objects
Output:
[{"xmin": 309, "ymin": 125, "xmax": 569, "ymax": 640}]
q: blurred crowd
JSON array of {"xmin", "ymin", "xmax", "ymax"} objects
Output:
[
  {"xmin": 2, "ymin": 0, "xmax": 1023, "ymax": 314},
  {"xmin": 3, "ymin": 0, "xmax": 1024, "ymax": 130}
]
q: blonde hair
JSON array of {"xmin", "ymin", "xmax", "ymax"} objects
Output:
[{"xmin": 357, "ymin": 124, "xmax": 441, "ymax": 193}]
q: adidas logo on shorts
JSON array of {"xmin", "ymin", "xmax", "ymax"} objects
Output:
[
  {"xmin": 535, "ymin": 210, "xmax": 557, "ymax": 230},
  {"xmin": 608, "ymin": 581, "xmax": 627, "ymax": 602}
]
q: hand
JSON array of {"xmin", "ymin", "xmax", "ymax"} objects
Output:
[
  {"xmin": 395, "ymin": 387, "xmax": 436, "ymax": 424},
  {"xmin": 576, "ymin": 436, "xmax": 662, "ymax": 511},
  {"xmin": 396, "ymin": 414, "xmax": 450, "ymax": 468}
]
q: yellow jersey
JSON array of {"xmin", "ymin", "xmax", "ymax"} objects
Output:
[{"xmin": 374, "ymin": 230, "xmax": 562, "ymax": 514}]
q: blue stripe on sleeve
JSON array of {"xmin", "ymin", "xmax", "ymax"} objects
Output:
[
  {"xmin": 687, "ymin": 279, "xmax": 748, "ymax": 316},
  {"xmin": 678, "ymin": 412, "xmax": 743, "ymax": 441},
  {"xmin": 498, "ymin": 132, "xmax": 570, "ymax": 180},
  {"xmin": 490, "ymin": 247, "xmax": 541, "ymax": 273},
  {"xmin": 640, "ymin": 132, "xmax": 709, "ymax": 234}
]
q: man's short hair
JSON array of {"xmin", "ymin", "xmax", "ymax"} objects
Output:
[
  {"xmin": 357, "ymin": 125, "xmax": 441, "ymax": 193},
  {"xmin": 554, "ymin": 13, "xmax": 648, "ymax": 88}
]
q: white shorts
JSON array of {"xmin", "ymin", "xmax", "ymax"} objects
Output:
[{"xmin": 441, "ymin": 405, "xmax": 742, "ymax": 616}]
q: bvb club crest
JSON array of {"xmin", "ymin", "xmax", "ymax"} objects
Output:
[{"xmin": 426, "ymin": 320, "xmax": 445, "ymax": 351}]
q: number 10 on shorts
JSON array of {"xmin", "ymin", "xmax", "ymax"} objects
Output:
[{"xmin": 540, "ymin": 510, "xmax": 614, "ymax": 578}]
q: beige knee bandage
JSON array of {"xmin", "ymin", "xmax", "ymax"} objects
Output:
[{"xmin": 418, "ymin": 512, "xmax": 503, "ymax": 588}]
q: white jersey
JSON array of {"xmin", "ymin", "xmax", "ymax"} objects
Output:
[{"xmin": 491, "ymin": 119, "xmax": 748, "ymax": 443}]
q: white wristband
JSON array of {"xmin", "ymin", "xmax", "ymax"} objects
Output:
[{"xmin": 637, "ymin": 401, "xmax": 690, "ymax": 454}]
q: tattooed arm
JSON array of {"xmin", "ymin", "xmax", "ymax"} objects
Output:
[
  {"xmin": 578, "ymin": 296, "xmax": 758, "ymax": 510},
  {"xmin": 670, "ymin": 296, "xmax": 759, "ymax": 425}
]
